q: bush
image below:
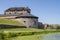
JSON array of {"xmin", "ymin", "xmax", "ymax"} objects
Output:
[
  {"xmin": 18, "ymin": 32, "xmax": 33, "ymax": 36},
  {"xmin": 0, "ymin": 32, "xmax": 35, "ymax": 38},
  {"xmin": 0, "ymin": 30, "xmax": 60, "ymax": 39},
  {"xmin": 0, "ymin": 32, "xmax": 8, "ymax": 40}
]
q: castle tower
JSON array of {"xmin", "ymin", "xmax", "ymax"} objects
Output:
[
  {"xmin": 0, "ymin": 7, "xmax": 38, "ymax": 28},
  {"xmin": 4, "ymin": 7, "xmax": 31, "ymax": 15}
]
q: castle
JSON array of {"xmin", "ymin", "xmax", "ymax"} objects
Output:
[
  {"xmin": 0, "ymin": 7, "xmax": 39, "ymax": 28},
  {"xmin": 0, "ymin": 7, "xmax": 58, "ymax": 29}
]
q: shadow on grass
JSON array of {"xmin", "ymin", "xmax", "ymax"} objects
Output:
[{"xmin": 0, "ymin": 24, "xmax": 26, "ymax": 29}]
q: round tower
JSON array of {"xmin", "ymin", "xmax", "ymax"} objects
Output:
[
  {"xmin": 15, "ymin": 14, "xmax": 38, "ymax": 28},
  {"xmin": 3, "ymin": 7, "xmax": 38, "ymax": 28}
]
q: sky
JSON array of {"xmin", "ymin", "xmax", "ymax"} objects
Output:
[{"xmin": 0, "ymin": 0, "xmax": 60, "ymax": 24}]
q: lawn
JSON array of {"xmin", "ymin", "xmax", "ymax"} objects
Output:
[
  {"xmin": 0, "ymin": 18, "xmax": 24, "ymax": 26},
  {"xmin": 0, "ymin": 28, "xmax": 43, "ymax": 31},
  {"xmin": 0, "ymin": 18, "xmax": 60, "ymax": 40},
  {"xmin": 8, "ymin": 35, "xmax": 40, "ymax": 40},
  {"xmin": 0, "ymin": 28, "xmax": 60, "ymax": 40}
]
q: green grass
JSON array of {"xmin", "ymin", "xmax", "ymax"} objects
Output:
[
  {"xmin": 0, "ymin": 28, "xmax": 60, "ymax": 40},
  {"xmin": 0, "ymin": 18, "xmax": 24, "ymax": 26},
  {"xmin": 0, "ymin": 28, "xmax": 43, "ymax": 40},
  {"xmin": 0, "ymin": 28, "xmax": 60, "ymax": 33},
  {"xmin": 7, "ymin": 32, "xmax": 60, "ymax": 40},
  {"xmin": 0, "ymin": 18, "xmax": 60, "ymax": 40},
  {"xmin": 8, "ymin": 35, "xmax": 40, "ymax": 40},
  {"xmin": 0, "ymin": 28, "xmax": 43, "ymax": 34}
]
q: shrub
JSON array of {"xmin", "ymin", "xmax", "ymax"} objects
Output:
[{"xmin": 19, "ymin": 32, "xmax": 33, "ymax": 36}]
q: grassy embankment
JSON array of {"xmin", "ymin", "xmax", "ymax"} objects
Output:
[
  {"xmin": 0, "ymin": 18, "xmax": 60, "ymax": 40},
  {"xmin": 0, "ymin": 18, "xmax": 24, "ymax": 26},
  {"xmin": 0, "ymin": 28, "xmax": 60, "ymax": 40}
]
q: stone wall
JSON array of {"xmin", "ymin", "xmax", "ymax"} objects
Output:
[
  {"xmin": 5, "ymin": 10, "xmax": 29, "ymax": 15},
  {"xmin": 10, "ymin": 18, "xmax": 38, "ymax": 28},
  {"xmin": 0, "ymin": 16, "xmax": 16, "ymax": 19},
  {"xmin": 38, "ymin": 22, "xmax": 44, "ymax": 29}
]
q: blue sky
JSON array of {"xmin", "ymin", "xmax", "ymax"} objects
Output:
[{"xmin": 0, "ymin": 0, "xmax": 60, "ymax": 24}]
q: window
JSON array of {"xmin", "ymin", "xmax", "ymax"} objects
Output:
[
  {"xmin": 20, "ymin": 13, "xmax": 23, "ymax": 15},
  {"xmin": 14, "ymin": 12, "xmax": 16, "ymax": 14},
  {"xmin": 14, "ymin": 13, "xmax": 16, "ymax": 14},
  {"xmin": 29, "ymin": 26, "xmax": 31, "ymax": 28},
  {"xmin": 9, "ymin": 13, "xmax": 11, "ymax": 14},
  {"xmin": 24, "ymin": 21, "xmax": 26, "ymax": 23},
  {"xmin": 34, "ymin": 21, "xmax": 36, "ymax": 25}
]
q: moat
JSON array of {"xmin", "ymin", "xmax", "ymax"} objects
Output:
[{"xmin": 39, "ymin": 33, "xmax": 60, "ymax": 40}]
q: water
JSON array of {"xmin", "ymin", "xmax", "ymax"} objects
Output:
[{"xmin": 39, "ymin": 33, "xmax": 60, "ymax": 40}]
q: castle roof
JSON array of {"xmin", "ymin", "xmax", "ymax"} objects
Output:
[
  {"xmin": 5, "ymin": 7, "xmax": 30, "ymax": 11},
  {"xmin": 0, "ymin": 13, "xmax": 38, "ymax": 19},
  {"xmin": 0, "ymin": 7, "xmax": 38, "ymax": 19},
  {"xmin": 16, "ymin": 14, "xmax": 38, "ymax": 18},
  {"xmin": 5, "ymin": 7, "xmax": 31, "ymax": 13}
]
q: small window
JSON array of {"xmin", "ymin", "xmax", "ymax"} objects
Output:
[
  {"xmin": 9, "ymin": 13, "xmax": 11, "ymax": 14},
  {"xmin": 14, "ymin": 12, "xmax": 16, "ymax": 14},
  {"xmin": 29, "ymin": 26, "xmax": 31, "ymax": 28},
  {"xmin": 24, "ymin": 21, "xmax": 26, "ymax": 23},
  {"xmin": 20, "ymin": 13, "xmax": 23, "ymax": 15},
  {"xmin": 34, "ymin": 21, "xmax": 36, "ymax": 24},
  {"xmin": 15, "ymin": 13, "xmax": 16, "ymax": 14}
]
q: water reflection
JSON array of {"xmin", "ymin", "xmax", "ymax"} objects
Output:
[{"xmin": 39, "ymin": 33, "xmax": 60, "ymax": 40}]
